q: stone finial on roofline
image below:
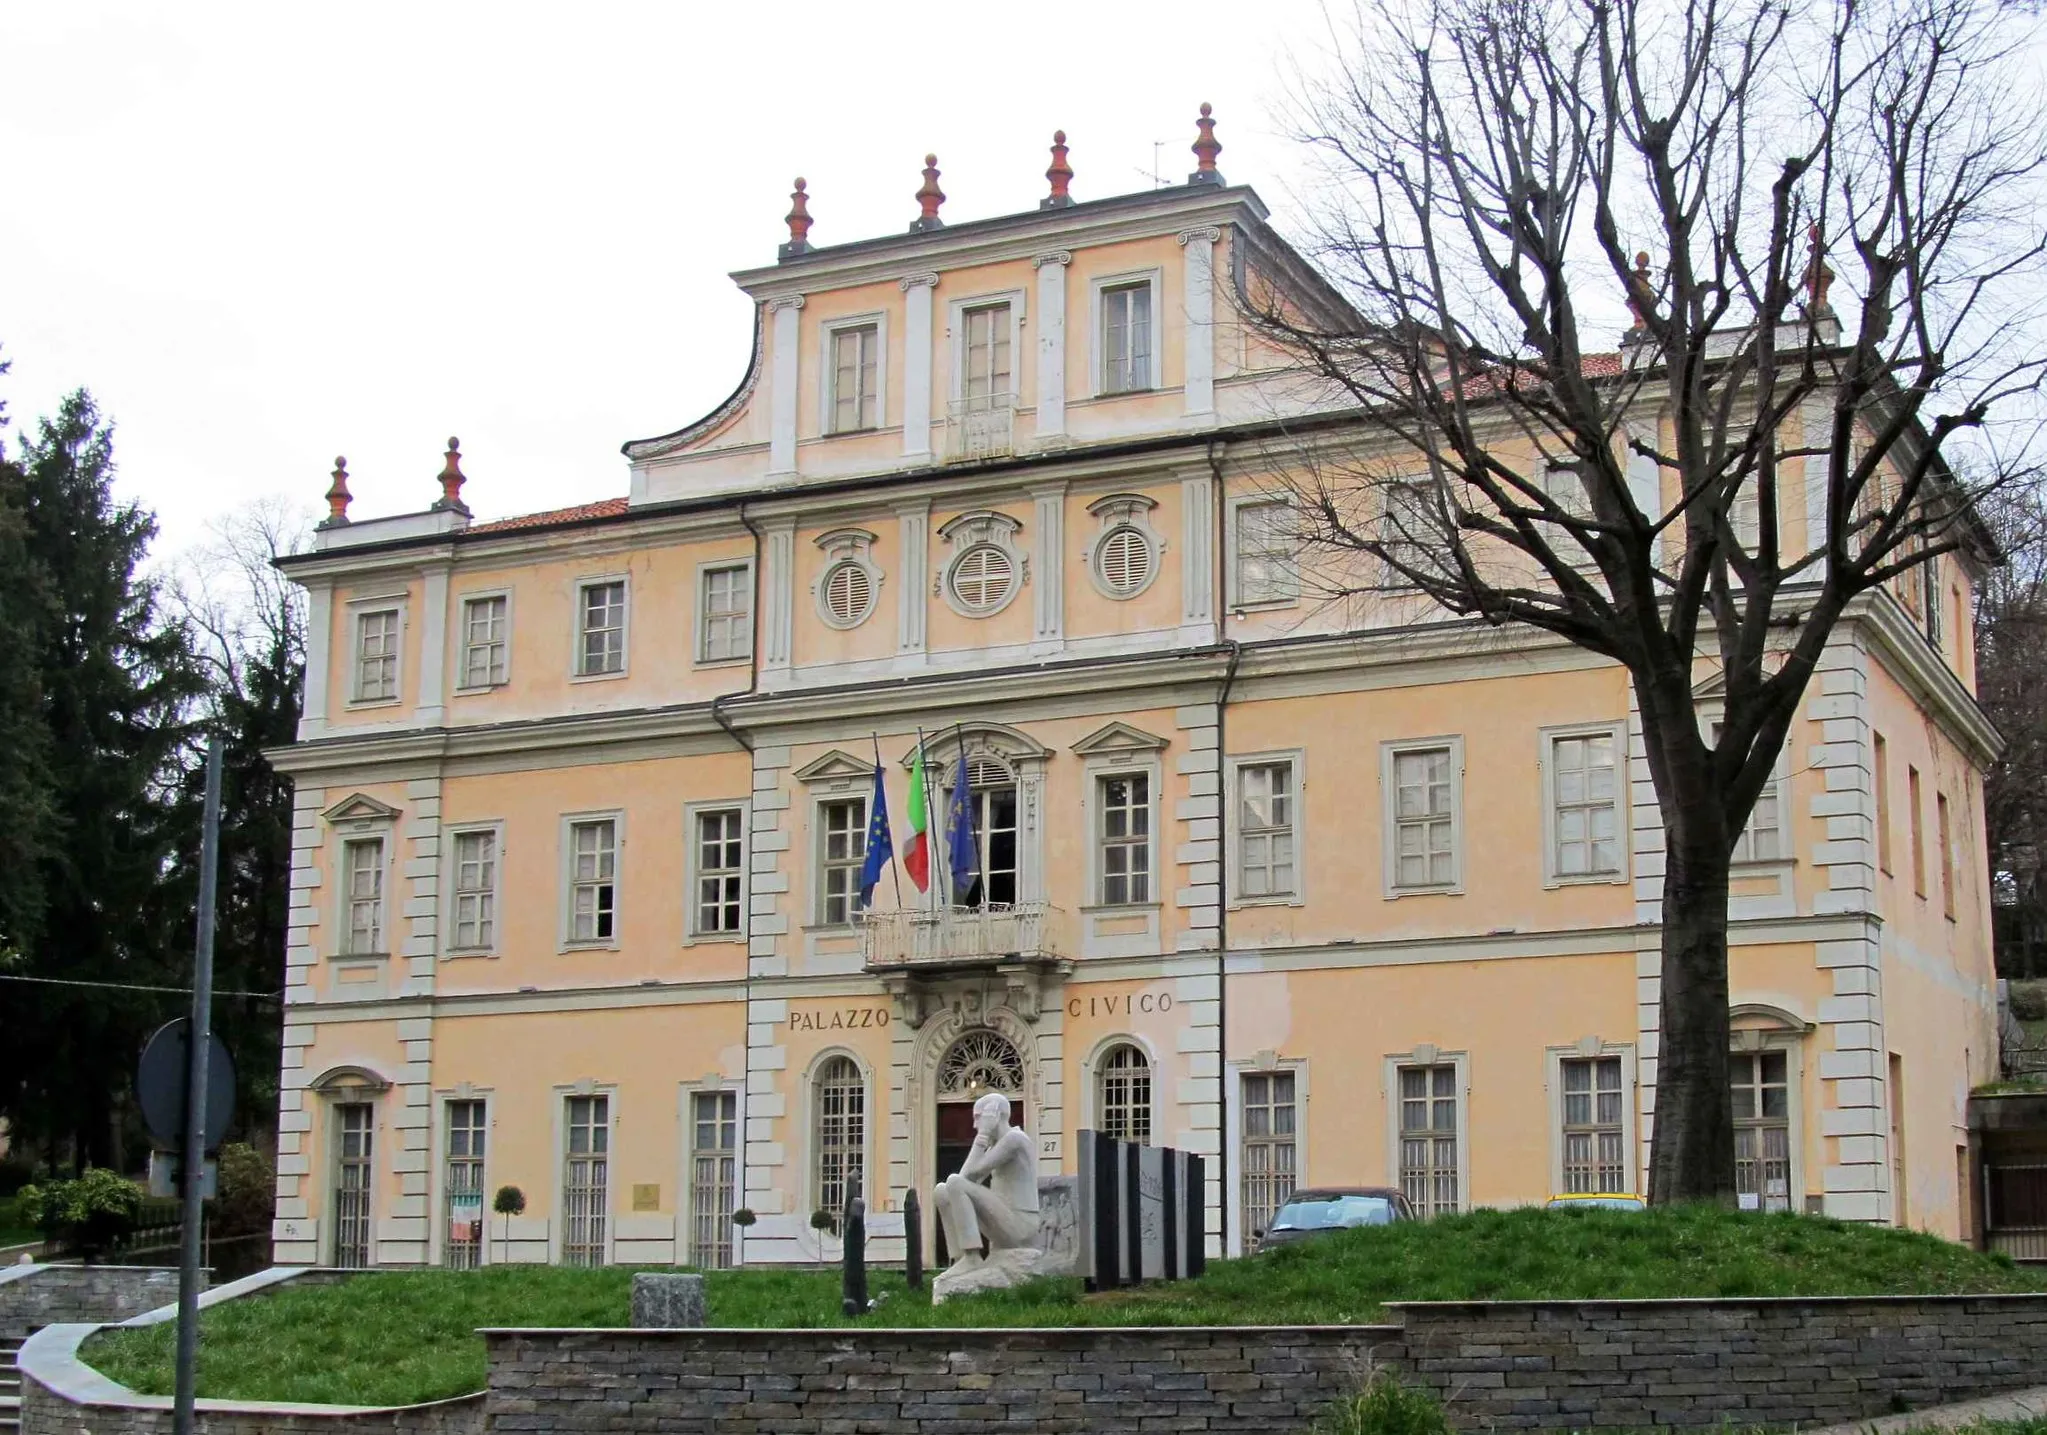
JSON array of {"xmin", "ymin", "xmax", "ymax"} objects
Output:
[
  {"xmin": 780, "ymin": 178, "xmax": 814, "ymax": 261},
  {"xmin": 1803, "ymin": 221, "xmax": 1835, "ymax": 317},
  {"xmin": 433, "ymin": 436, "xmax": 470, "ymax": 514},
  {"xmin": 1042, "ymin": 130, "xmax": 1074, "ymax": 209},
  {"xmin": 1189, "ymin": 102, "xmax": 1224, "ymax": 186},
  {"xmin": 1623, "ymin": 249, "xmax": 1655, "ymax": 338},
  {"xmin": 910, "ymin": 154, "xmax": 945, "ymax": 232},
  {"xmin": 320, "ymin": 456, "xmax": 351, "ymax": 528}
]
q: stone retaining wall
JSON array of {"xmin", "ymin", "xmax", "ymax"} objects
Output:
[
  {"xmin": 0, "ymin": 1264, "xmax": 195, "ymax": 1332},
  {"xmin": 484, "ymin": 1293, "xmax": 2047, "ymax": 1431},
  {"xmin": 18, "ymin": 1381, "xmax": 486, "ymax": 1435}
]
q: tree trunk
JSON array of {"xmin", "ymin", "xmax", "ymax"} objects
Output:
[{"xmin": 1648, "ymin": 813, "xmax": 1737, "ymax": 1205}]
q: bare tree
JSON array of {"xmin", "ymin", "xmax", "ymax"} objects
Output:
[
  {"xmin": 1977, "ymin": 487, "xmax": 2047, "ymax": 977},
  {"xmin": 1246, "ymin": 0, "xmax": 2046, "ymax": 1201}
]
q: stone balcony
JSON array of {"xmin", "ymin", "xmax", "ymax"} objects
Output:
[
  {"xmin": 860, "ymin": 902, "xmax": 1065, "ymax": 971},
  {"xmin": 944, "ymin": 393, "xmax": 1016, "ymax": 462}
]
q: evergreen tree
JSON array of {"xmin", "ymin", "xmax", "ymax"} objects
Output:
[
  {"xmin": 0, "ymin": 389, "xmax": 205, "ymax": 1169},
  {"xmin": 0, "ymin": 357, "xmax": 55, "ymax": 962}
]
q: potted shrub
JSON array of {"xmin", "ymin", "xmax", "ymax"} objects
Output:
[
  {"xmin": 493, "ymin": 1185, "xmax": 526, "ymax": 1266},
  {"xmin": 17, "ymin": 1169, "xmax": 144, "ymax": 1264},
  {"xmin": 810, "ymin": 1207, "xmax": 836, "ymax": 1270},
  {"xmin": 732, "ymin": 1207, "xmax": 756, "ymax": 1263}
]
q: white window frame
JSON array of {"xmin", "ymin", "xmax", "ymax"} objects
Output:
[
  {"xmin": 819, "ymin": 312, "xmax": 889, "ymax": 436},
  {"xmin": 346, "ymin": 596, "xmax": 407, "ymax": 706},
  {"xmin": 1090, "ymin": 765, "xmax": 1159, "ymax": 909},
  {"xmin": 946, "ymin": 290, "xmax": 1028, "ymax": 404},
  {"xmin": 559, "ymin": 810, "xmax": 624, "ymax": 951},
  {"xmin": 677, "ymin": 1078, "xmax": 740, "ymax": 1269},
  {"xmin": 443, "ymin": 821, "xmax": 504, "ymax": 957},
  {"xmin": 453, "ymin": 589, "xmax": 512, "ymax": 693},
  {"xmin": 1540, "ymin": 463, "xmax": 1595, "ymax": 568},
  {"xmin": 1227, "ymin": 750, "xmax": 1307, "ymax": 907},
  {"xmin": 337, "ymin": 834, "xmax": 389, "ymax": 957},
  {"xmin": 812, "ymin": 794, "xmax": 869, "ymax": 928},
  {"xmin": 1087, "ymin": 268, "xmax": 1165, "ymax": 396},
  {"xmin": 1226, "ymin": 494, "xmax": 1300, "ymax": 610},
  {"xmin": 552, "ymin": 1083, "xmax": 618, "ymax": 1267},
  {"xmin": 1226, "ymin": 1053, "xmax": 1309, "ymax": 1253},
  {"xmin": 1082, "ymin": 1033, "xmax": 1162, "ymax": 1147},
  {"xmin": 327, "ymin": 1096, "xmax": 379, "ymax": 1267},
  {"xmin": 807, "ymin": 1048, "xmax": 870, "ymax": 1230},
  {"xmin": 1545, "ymin": 1041, "xmax": 1639, "ymax": 1197},
  {"xmin": 1539, "ymin": 721, "xmax": 1630, "ymax": 887},
  {"xmin": 1380, "ymin": 737, "xmax": 1465, "ymax": 897},
  {"xmin": 1382, "ymin": 1047, "xmax": 1470, "ymax": 1217},
  {"xmin": 683, "ymin": 799, "xmax": 750, "ymax": 944},
  {"xmin": 696, "ymin": 560, "xmax": 755, "ymax": 667},
  {"xmin": 1703, "ymin": 711, "xmax": 1792, "ymax": 867},
  {"xmin": 1379, "ymin": 480, "xmax": 1433, "ymax": 588},
  {"xmin": 432, "ymin": 1089, "xmax": 492, "ymax": 1268},
  {"xmin": 571, "ymin": 575, "xmax": 630, "ymax": 681}
]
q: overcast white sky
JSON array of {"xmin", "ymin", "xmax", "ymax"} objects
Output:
[{"xmin": 0, "ymin": 2, "xmax": 1330, "ymax": 553}]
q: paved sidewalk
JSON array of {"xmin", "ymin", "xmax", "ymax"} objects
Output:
[{"xmin": 1804, "ymin": 1386, "xmax": 2047, "ymax": 1434}]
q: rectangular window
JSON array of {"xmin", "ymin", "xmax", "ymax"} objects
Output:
[
  {"xmin": 1732, "ymin": 481, "xmax": 1762, "ymax": 551},
  {"xmin": 1874, "ymin": 733, "xmax": 1892, "ymax": 874},
  {"xmin": 1548, "ymin": 729, "xmax": 1622, "ymax": 881},
  {"xmin": 1233, "ymin": 500, "xmax": 1298, "ymax": 606},
  {"xmin": 577, "ymin": 580, "xmax": 627, "ymax": 676},
  {"xmin": 694, "ymin": 807, "xmax": 745, "ymax": 936},
  {"xmin": 561, "ymin": 1094, "xmax": 609, "ymax": 1267},
  {"xmin": 830, "ymin": 324, "xmax": 879, "ymax": 433},
  {"xmin": 354, "ymin": 608, "xmax": 400, "ymax": 702},
  {"xmin": 333, "ymin": 1102, "xmax": 374, "ymax": 1268},
  {"xmin": 459, "ymin": 596, "xmax": 508, "ymax": 689},
  {"xmin": 689, "ymin": 1090, "xmax": 738, "ymax": 1269},
  {"xmin": 1388, "ymin": 744, "xmax": 1458, "ymax": 891},
  {"xmin": 814, "ymin": 1058, "xmax": 866, "ymax": 1231},
  {"xmin": 568, "ymin": 819, "xmax": 618, "ymax": 944},
  {"xmin": 1398, "ymin": 1065, "xmax": 1460, "ymax": 1217},
  {"xmin": 1380, "ymin": 482, "xmax": 1431, "ymax": 584},
  {"xmin": 817, "ymin": 798, "xmax": 868, "ymax": 926},
  {"xmin": 1731, "ymin": 1051, "xmax": 1791, "ymax": 1213},
  {"xmin": 1559, "ymin": 1056, "xmax": 1627, "ymax": 1194},
  {"xmin": 1101, "ymin": 282, "xmax": 1153, "ymax": 394},
  {"xmin": 962, "ymin": 303, "xmax": 1012, "ymax": 403},
  {"xmin": 1098, "ymin": 772, "xmax": 1152, "ymax": 906},
  {"xmin": 450, "ymin": 830, "xmax": 497, "ymax": 951},
  {"xmin": 1241, "ymin": 1071, "xmax": 1298, "ymax": 1241},
  {"xmin": 1712, "ymin": 721, "xmax": 1784, "ymax": 864},
  {"xmin": 698, "ymin": 563, "xmax": 753, "ymax": 664},
  {"xmin": 444, "ymin": 1099, "xmax": 486, "ymax": 1269},
  {"xmin": 1541, "ymin": 464, "xmax": 1593, "ymax": 566},
  {"xmin": 1924, "ymin": 559, "xmax": 1944, "ymax": 644},
  {"xmin": 1910, "ymin": 765, "xmax": 1926, "ymax": 896},
  {"xmin": 342, "ymin": 838, "xmax": 384, "ymax": 955},
  {"xmin": 1939, "ymin": 791, "xmax": 1955, "ymax": 918},
  {"xmin": 1237, "ymin": 761, "xmax": 1296, "ymax": 900}
]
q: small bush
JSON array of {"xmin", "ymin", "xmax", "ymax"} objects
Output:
[
  {"xmin": 1316, "ymin": 1372, "xmax": 1449, "ymax": 1435},
  {"xmin": 2012, "ymin": 983, "xmax": 2047, "ymax": 1022},
  {"xmin": 16, "ymin": 1169, "xmax": 144, "ymax": 1260},
  {"xmin": 208, "ymin": 1144, "xmax": 275, "ymax": 1239}
]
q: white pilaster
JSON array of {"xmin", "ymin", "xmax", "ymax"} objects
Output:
[
  {"xmin": 1179, "ymin": 474, "xmax": 1216, "ymax": 634},
  {"xmin": 760, "ymin": 518, "xmax": 797, "ymax": 684},
  {"xmin": 416, "ymin": 566, "xmax": 449, "ymax": 727},
  {"xmin": 1032, "ymin": 484, "xmax": 1066, "ymax": 648},
  {"xmin": 1803, "ymin": 397, "xmax": 1832, "ymax": 564},
  {"xmin": 901, "ymin": 275, "xmax": 937, "ymax": 462},
  {"xmin": 896, "ymin": 502, "xmax": 930, "ymax": 657},
  {"xmin": 299, "ymin": 583, "xmax": 333, "ymax": 741},
  {"xmin": 768, "ymin": 296, "xmax": 804, "ymax": 476},
  {"xmin": 1033, "ymin": 252, "xmax": 1071, "ymax": 443},
  {"xmin": 1178, "ymin": 229, "xmax": 1220, "ymax": 419}
]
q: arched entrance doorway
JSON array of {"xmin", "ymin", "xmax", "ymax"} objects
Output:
[{"xmin": 933, "ymin": 1029, "xmax": 1026, "ymax": 1264}]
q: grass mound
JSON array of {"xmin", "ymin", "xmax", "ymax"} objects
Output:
[{"xmin": 83, "ymin": 1205, "xmax": 2046, "ymax": 1407}]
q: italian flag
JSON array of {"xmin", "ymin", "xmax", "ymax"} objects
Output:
[{"xmin": 903, "ymin": 743, "xmax": 933, "ymax": 892}]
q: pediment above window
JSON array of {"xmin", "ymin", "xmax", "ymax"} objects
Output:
[
  {"xmin": 793, "ymin": 749, "xmax": 877, "ymax": 783},
  {"xmin": 322, "ymin": 793, "xmax": 401, "ymax": 825},
  {"xmin": 307, "ymin": 1063, "xmax": 393, "ymax": 1095},
  {"xmin": 936, "ymin": 510, "xmax": 1024, "ymax": 550},
  {"xmin": 1070, "ymin": 720, "xmax": 1169, "ymax": 756},
  {"xmin": 897, "ymin": 721, "xmax": 1052, "ymax": 768}
]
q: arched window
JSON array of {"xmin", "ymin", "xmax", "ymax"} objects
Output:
[
  {"xmin": 1097, "ymin": 1043, "xmax": 1152, "ymax": 1145},
  {"xmin": 814, "ymin": 1056, "xmax": 866, "ymax": 1229}
]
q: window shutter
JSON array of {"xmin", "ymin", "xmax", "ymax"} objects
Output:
[{"xmin": 1098, "ymin": 526, "xmax": 1151, "ymax": 595}]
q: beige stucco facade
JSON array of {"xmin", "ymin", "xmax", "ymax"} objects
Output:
[{"xmin": 268, "ymin": 163, "xmax": 1999, "ymax": 1272}]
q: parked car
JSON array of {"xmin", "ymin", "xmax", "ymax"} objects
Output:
[
  {"xmin": 1543, "ymin": 1192, "xmax": 1647, "ymax": 1211},
  {"xmin": 1255, "ymin": 1186, "xmax": 1416, "ymax": 1250}
]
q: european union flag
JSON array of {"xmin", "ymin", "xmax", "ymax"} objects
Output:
[
  {"xmin": 858, "ymin": 764, "xmax": 894, "ymax": 908},
  {"xmin": 945, "ymin": 753, "xmax": 980, "ymax": 906}
]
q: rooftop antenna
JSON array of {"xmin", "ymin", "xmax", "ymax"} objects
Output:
[{"xmin": 1134, "ymin": 140, "xmax": 1170, "ymax": 189}]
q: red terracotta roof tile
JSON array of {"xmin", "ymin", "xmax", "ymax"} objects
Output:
[{"xmin": 464, "ymin": 497, "xmax": 629, "ymax": 535}]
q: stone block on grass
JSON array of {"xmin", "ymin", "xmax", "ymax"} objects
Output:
[{"xmin": 630, "ymin": 1272, "xmax": 706, "ymax": 1328}]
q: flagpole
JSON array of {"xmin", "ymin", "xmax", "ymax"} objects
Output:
[
  {"xmin": 915, "ymin": 727, "xmax": 938, "ymax": 915},
  {"xmin": 955, "ymin": 722, "xmax": 979, "ymax": 907},
  {"xmin": 873, "ymin": 733, "xmax": 905, "ymax": 910}
]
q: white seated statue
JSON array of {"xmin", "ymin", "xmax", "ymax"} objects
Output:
[{"xmin": 931, "ymin": 1091, "xmax": 1042, "ymax": 1302}]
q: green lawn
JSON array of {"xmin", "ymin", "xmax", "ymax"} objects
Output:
[{"xmin": 83, "ymin": 1205, "xmax": 2047, "ymax": 1408}]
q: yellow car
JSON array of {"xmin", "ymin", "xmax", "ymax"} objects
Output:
[{"xmin": 1544, "ymin": 1193, "xmax": 1647, "ymax": 1211}]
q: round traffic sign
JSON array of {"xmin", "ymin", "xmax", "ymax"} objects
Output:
[{"xmin": 136, "ymin": 1019, "xmax": 237, "ymax": 1153}]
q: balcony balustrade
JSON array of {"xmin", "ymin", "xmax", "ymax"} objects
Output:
[
  {"xmin": 945, "ymin": 393, "xmax": 1016, "ymax": 462},
  {"xmin": 860, "ymin": 901, "xmax": 1064, "ymax": 970}
]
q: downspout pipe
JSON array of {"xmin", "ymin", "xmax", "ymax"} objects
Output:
[
  {"xmin": 715, "ymin": 498, "xmax": 761, "ymax": 1262},
  {"xmin": 710, "ymin": 499, "xmax": 762, "ymax": 755},
  {"xmin": 1208, "ymin": 435, "xmax": 1243, "ymax": 1256}
]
